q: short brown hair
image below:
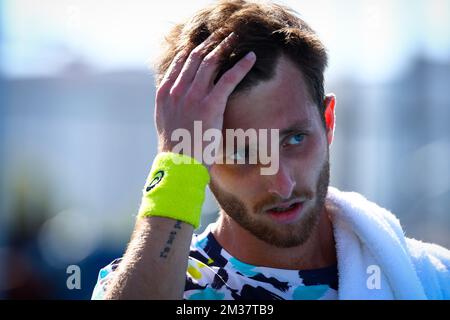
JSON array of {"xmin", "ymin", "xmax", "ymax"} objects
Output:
[{"xmin": 155, "ymin": 0, "xmax": 328, "ymax": 123}]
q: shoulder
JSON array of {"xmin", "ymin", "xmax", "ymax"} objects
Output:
[
  {"xmin": 405, "ymin": 237, "xmax": 450, "ymax": 299},
  {"xmin": 91, "ymin": 258, "xmax": 122, "ymax": 300}
]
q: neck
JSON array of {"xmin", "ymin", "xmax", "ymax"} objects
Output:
[{"xmin": 211, "ymin": 205, "xmax": 337, "ymax": 270}]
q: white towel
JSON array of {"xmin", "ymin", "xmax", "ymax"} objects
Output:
[{"xmin": 326, "ymin": 187, "xmax": 450, "ymax": 300}]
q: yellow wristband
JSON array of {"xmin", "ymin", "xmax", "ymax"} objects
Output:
[{"xmin": 137, "ymin": 152, "xmax": 210, "ymax": 229}]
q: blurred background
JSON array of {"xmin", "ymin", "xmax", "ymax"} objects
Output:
[{"xmin": 0, "ymin": 0, "xmax": 449, "ymax": 299}]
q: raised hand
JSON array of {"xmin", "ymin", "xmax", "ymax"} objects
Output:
[{"xmin": 154, "ymin": 32, "xmax": 256, "ymax": 167}]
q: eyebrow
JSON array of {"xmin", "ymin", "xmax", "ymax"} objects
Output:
[{"xmin": 279, "ymin": 119, "xmax": 313, "ymax": 139}]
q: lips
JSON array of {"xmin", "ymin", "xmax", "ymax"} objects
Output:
[{"xmin": 266, "ymin": 201, "xmax": 303, "ymax": 224}]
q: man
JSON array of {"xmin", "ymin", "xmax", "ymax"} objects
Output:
[{"xmin": 92, "ymin": 0, "xmax": 450, "ymax": 300}]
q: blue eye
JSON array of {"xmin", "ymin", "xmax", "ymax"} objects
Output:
[
  {"xmin": 229, "ymin": 146, "xmax": 250, "ymax": 162},
  {"xmin": 229, "ymin": 150, "xmax": 246, "ymax": 161},
  {"xmin": 287, "ymin": 133, "xmax": 305, "ymax": 145}
]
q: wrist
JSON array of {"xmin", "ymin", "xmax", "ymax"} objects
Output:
[
  {"xmin": 138, "ymin": 152, "xmax": 210, "ymax": 229},
  {"xmin": 158, "ymin": 143, "xmax": 212, "ymax": 172}
]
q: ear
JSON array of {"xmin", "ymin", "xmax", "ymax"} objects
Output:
[{"xmin": 324, "ymin": 94, "xmax": 336, "ymax": 146}]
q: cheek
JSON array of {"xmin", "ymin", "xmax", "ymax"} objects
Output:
[
  {"xmin": 210, "ymin": 164, "xmax": 263, "ymax": 199},
  {"xmin": 288, "ymin": 136, "xmax": 328, "ymax": 185}
]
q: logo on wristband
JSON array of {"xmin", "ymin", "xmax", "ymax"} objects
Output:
[{"xmin": 146, "ymin": 170, "xmax": 164, "ymax": 192}]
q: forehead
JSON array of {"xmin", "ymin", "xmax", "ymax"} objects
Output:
[{"xmin": 224, "ymin": 55, "xmax": 319, "ymax": 131}]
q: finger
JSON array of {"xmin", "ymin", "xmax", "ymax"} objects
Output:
[
  {"xmin": 157, "ymin": 49, "xmax": 189, "ymax": 96},
  {"xmin": 170, "ymin": 32, "xmax": 220, "ymax": 95},
  {"xmin": 190, "ymin": 32, "xmax": 238, "ymax": 94},
  {"xmin": 209, "ymin": 51, "xmax": 256, "ymax": 105}
]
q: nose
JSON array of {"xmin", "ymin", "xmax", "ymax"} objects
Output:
[{"xmin": 266, "ymin": 164, "xmax": 296, "ymax": 199}]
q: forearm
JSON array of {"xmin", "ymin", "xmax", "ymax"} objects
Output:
[
  {"xmin": 104, "ymin": 216, "xmax": 193, "ymax": 300},
  {"xmin": 103, "ymin": 28, "xmax": 253, "ymax": 299}
]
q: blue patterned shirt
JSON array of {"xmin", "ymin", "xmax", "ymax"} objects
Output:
[{"xmin": 92, "ymin": 223, "xmax": 338, "ymax": 300}]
